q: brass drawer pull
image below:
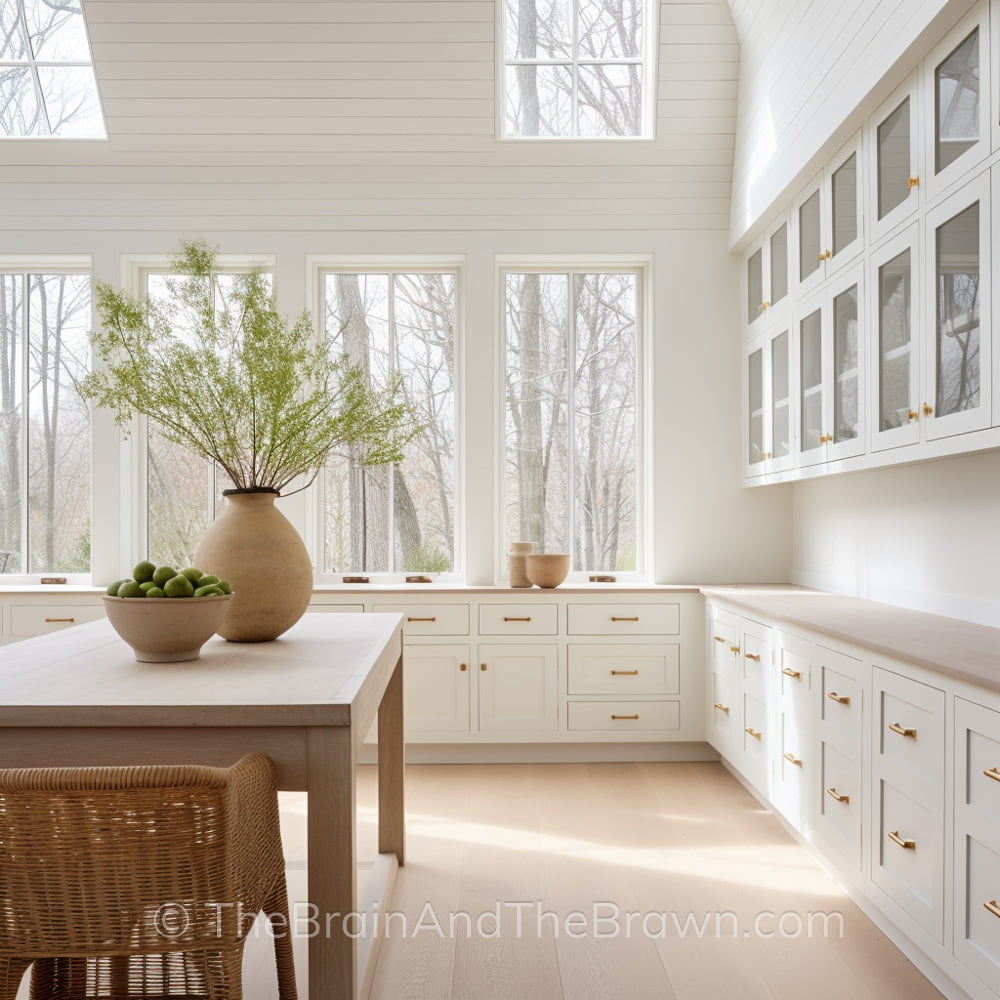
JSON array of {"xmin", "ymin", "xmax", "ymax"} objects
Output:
[
  {"xmin": 503, "ymin": 616, "xmax": 532, "ymax": 622},
  {"xmin": 611, "ymin": 616, "xmax": 639, "ymax": 622},
  {"xmin": 745, "ymin": 652, "xmax": 761, "ymax": 662},
  {"xmin": 744, "ymin": 728, "xmax": 762, "ymax": 741},
  {"xmin": 460, "ymin": 663, "xmax": 467, "ymax": 671},
  {"xmin": 984, "ymin": 767, "xmax": 1000, "ymax": 784},
  {"xmin": 729, "ymin": 646, "xmax": 740, "ymax": 653},
  {"xmin": 611, "ymin": 714, "xmax": 639, "ymax": 720},
  {"xmin": 783, "ymin": 753, "xmax": 802, "ymax": 766},
  {"xmin": 888, "ymin": 830, "xmax": 916, "ymax": 850},
  {"xmin": 827, "ymin": 691, "xmax": 850, "ymax": 705},
  {"xmin": 407, "ymin": 616, "xmax": 437, "ymax": 623},
  {"xmin": 480, "ymin": 663, "xmax": 487, "ymax": 671},
  {"xmin": 44, "ymin": 617, "xmax": 75, "ymax": 623},
  {"xmin": 889, "ymin": 722, "xmax": 917, "ymax": 738},
  {"xmin": 984, "ymin": 900, "xmax": 1000, "ymax": 920},
  {"xmin": 826, "ymin": 787, "xmax": 849, "ymax": 804},
  {"xmin": 713, "ymin": 703, "xmax": 729, "ymax": 713},
  {"xmin": 611, "ymin": 669, "xmax": 639, "ymax": 676},
  {"xmin": 713, "ymin": 635, "xmax": 727, "ymax": 643},
  {"xmin": 781, "ymin": 667, "xmax": 801, "ymax": 679}
]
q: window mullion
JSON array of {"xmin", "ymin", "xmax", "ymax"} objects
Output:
[
  {"xmin": 386, "ymin": 273, "xmax": 397, "ymax": 573},
  {"xmin": 19, "ymin": 275, "xmax": 30, "ymax": 573},
  {"xmin": 566, "ymin": 271, "xmax": 577, "ymax": 569},
  {"xmin": 571, "ymin": 1, "xmax": 580, "ymax": 137}
]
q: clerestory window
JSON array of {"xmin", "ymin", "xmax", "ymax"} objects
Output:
[
  {"xmin": 0, "ymin": 0, "xmax": 106, "ymax": 138},
  {"xmin": 501, "ymin": 0, "xmax": 653, "ymax": 138}
]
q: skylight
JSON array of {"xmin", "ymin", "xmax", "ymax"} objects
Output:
[{"xmin": 0, "ymin": 0, "xmax": 106, "ymax": 138}]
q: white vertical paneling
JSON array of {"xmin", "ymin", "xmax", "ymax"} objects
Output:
[{"xmin": 728, "ymin": 0, "xmax": 962, "ymax": 245}]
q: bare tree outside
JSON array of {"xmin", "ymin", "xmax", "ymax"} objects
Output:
[
  {"xmin": 0, "ymin": 0, "xmax": 105, "ymax": 138},
  {"xmin": 505, "ymin": 270, "xmax": 638, "ymax": 574},
  {"xmin": 504, "ymin": 0, "xmax": 647, "ymax": 137},
  {"xmin": 0, "ymin": 271, "xmax": 90, "ymax": 575},
  {"xmin": 323, "ymin": 271, "xmax": 456, "ymax": 575}
]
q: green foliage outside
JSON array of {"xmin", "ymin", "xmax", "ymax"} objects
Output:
[{"xmin": 78, "ymin": 241, "xmax": 421, "ymax": 496}]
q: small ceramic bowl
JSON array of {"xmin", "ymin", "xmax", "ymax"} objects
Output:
[
  {"xmin": 524, "ymin": 553, "xmax": 570, "ymax": 588},
  {"xmin": 103, "ymin": 594, "xmax": 234, "ymax": 662}
]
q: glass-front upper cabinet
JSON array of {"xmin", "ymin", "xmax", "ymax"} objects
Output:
[
  {"xmin": 745, "ymin": 214, "xmax": 791, "ymax": 334},
  {"xmin": 794, "ymin": 265, "xmax": 866, "ymax": 468},
  {"xmin": 745, "ymin": 324, "xmax": 794, "ymax": 479},
  {"xmin": 922, "ymin": 173, "xmax": 991, "ymax": 440},
  {"xmin": 868, "ymin": 76, "xmax": 920, "ymax": 246},
  {"xmin": 792, "ymin": 135, "xmax": 864, "ymax": 298},
  {"xmin": 926, "ymin": 3, "xmax": 989, "ymax": 202},
  {"xmin": 870, "ymin": 224, "xmax": 921, "ymax": 454}
]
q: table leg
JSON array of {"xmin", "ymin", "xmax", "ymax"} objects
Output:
[
  {"xmin": 378, "ymin": 654, "xmax": 405, "ymax": 864},
  {"xmin": 306, "ymin": 726, "xmax": 356, "ymax": 1000}
]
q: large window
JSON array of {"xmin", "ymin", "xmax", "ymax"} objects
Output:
[
  {"xmin": 502, "ymin": 0, "xmax": 652, "ymax": 138},
  {"xmin": 0, "ymin": 264, "xmax": 91, "ymax": 576},
  {"xmin": 503, "ymin": 264, "xmax": 643, "ymax": 576},
  {"xmin": 320, "ymin": 266, "xmax": 458, "ymax": 578},
  {"xmin": 0, "ymin": 0, "xmax": 106, "ymax": 138}
]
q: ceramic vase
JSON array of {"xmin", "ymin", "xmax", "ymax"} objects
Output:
[{"xmin": 193, "ymin": 488, "xmax": 313, "ymax": 642}]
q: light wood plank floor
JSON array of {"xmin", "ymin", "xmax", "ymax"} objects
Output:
[{"xmin": 360, "ymin": 762, "xmax": 944, "ymax": 1000}]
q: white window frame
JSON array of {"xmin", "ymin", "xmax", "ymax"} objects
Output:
[
  {"xmin": 306, "ymin": 254, "xmax": 466, "ymax": 584},
  {"xmin": 119, "ymin": 252, "xmax": 275, "ymax": 571},
  {"xmin": 0, "ymin": 254, "xmax": 93, "ymax": 584},
  {"xmin": 495, "ymin": 253, "xmax": 651, "ymax": 584},
  {"xmin": 497, "ymin": 0, "xmax": 658, "ymax": 141}
]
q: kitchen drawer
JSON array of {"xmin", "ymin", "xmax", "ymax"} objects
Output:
[
  {"xmin": 957, "ymin": 698, "xmax": 1000, "ymax": 826},
  {"xmin": 820, "ymin": 659, "xmax": 863, "ymax": 747},
  {"xmin": 567, "ymin": 700, "xmax": 680, "ymax": 732},
  {"xmin": 956, "ymin": 832, "xmax": 1000, "ymax": 987},
  {"xmin": 874, "ymin": 666, "xmax": 945, "ymax": 794},
  {"xmin": 568, "ymin": 643, "xmax": 679, "ymax": 695},
  {"xmin": 567, "ymin": 602, "xmax": 679, "ymax": 636},
  {"xmin": 817, "ymin": 740, "xmax": 862, "ymax": 868},
  {"xmin": 708, "ymin": 617, "xmax": 740, "ymax": 682},
  {"xmin": 873, "ymin": 776, "xmax": 944, "ymax": 940},
  {"xmin": 479, "ymin": 603, "xmax": 558, "ymax": 636},
  {"xmin": 709, "ymin": 672, "xmax": 739, "ymax": 751},
  {"xmin": 372, "ymin": 603, "xmax": 469, "ymax": 637},
  {"xmin": 10, "ymin": 603, "xmax": 104, "ymax": 638},
  {"xmin": 741, "ymin": 626, "xmax": 770, "ymax": 697},
  {"xmin": 741, "ymin": 692, "xmax": 768, "ymax": 777},
  {"xmin": 772, "ymin": 708, "xmax": 809, "ymax": 829}
]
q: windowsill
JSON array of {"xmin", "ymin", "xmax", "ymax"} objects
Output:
[{"xmin": 0, "ymin": 582, "xmax": 702, "ymax": 595}]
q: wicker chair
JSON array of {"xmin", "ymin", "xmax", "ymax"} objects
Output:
[{"xmin": 0, "ymin": 753, "xmax": 297, "ymax": 1000}]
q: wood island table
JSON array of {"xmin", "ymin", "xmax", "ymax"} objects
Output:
[{"xmin": 0, "ymin": 611, "xmax": 405, "ymax": 1000}]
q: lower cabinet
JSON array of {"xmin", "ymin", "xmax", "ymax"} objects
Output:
[
  {"xmin": 478, "ymin": 643, "xmax": 558, "ymax": 734},
  {"xmin": 403, "ymin": 644, "xmax": 471, "ymax": 734}
]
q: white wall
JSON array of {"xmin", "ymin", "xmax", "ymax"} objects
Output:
[
  {"xmin": 791, "ymin": 452, "xmax": 1000, "ymax": 627},
  {"xmin": 1, "ymin": 0, "xmax": 793, "ymax": 586},
  {"xmin": 727, "ymin": 0, "xmax": 965, "ymax": 247}
]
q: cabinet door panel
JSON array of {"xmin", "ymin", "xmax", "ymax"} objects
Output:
[
  {"xmin": 709, "ymin": 672, "xmax": 738, "ymax": 754},
  {"xmin": 403, "ymin": 644, "xmax": 471, "ymax": 734},
  {"xmin": 478, "ymin": 643, "xmax": 557, "ymax": 734},
  {"xmin": 568, "ymin": 643, "xmax": 679, "ymax": 695},
  {"xmin": 956, "ymin": 832, "xmax": 1000, "ymax": 985},
  {"xmin": 817, "ymin": 740, "xmax": 862, "ymax": 868}
]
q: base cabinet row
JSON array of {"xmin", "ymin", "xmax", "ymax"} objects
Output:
[{"xmin": 705, "ymin": 600, "xmax": 1000, "ymax": 1000}]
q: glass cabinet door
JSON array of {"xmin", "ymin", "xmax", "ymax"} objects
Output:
[
  {"xmin": 924, "ymin": 174, "xmax": 990, "ymax": 440},
  {"xmin": 831, "ymin": 154, "xmax": 858, "ymax": 257},
  {"xmin": 770, "ymin": 223, "xmax": 788, "ymax": 308},
  {"xmin": 832, "ymin": 283, "xmax": 859, "ymax": 446},
  {"xmin": 798, "ymin": 307, "xmax": 824, "ymax": 460},
  {"xmin": 878, "ymin": 97, "xmax": 912, "ymax": 220},
  {"xmin": 798, "ymin": 190, "xmax": 822, "ymax": 285},
  {"xmin": 770, "ymin": 329, "xmax": 791, "ymax": 461},
  {"xmin": 747, "ymin": 247, "xmax": 763, "ymax": 324},
  {"xmin": 748, "ymin": 346, "xmax": 765, "ymax": 471}
]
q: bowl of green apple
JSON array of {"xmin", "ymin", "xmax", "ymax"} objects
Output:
[{"xmin": 103, "ymin": 561, "xmax": 234, "ymax": 662}]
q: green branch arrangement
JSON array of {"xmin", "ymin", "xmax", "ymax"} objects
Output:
[{"xmin": 78, "ymin": 240, "xmax": 421, "ymax": 496}]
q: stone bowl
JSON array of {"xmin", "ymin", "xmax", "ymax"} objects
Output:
[
  {"xmin": 524, "ymin": 553, "xmax": 570, "ymax": 589},
  {"xmin": 103, "ymin": 594, "xmax": 234, "ymax": 662}
]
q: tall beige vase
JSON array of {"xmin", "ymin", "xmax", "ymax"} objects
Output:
[{"xmin": 193, "ymin": 489, "xmax": 313, "ymax": 642}]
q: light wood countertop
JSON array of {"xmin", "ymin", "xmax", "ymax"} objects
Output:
[{"xmin": 700, "ymin": 585, "xmax": 1000, "ymax": 695}]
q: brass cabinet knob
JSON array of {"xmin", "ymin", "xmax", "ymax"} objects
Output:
[
  {"xmin": 922, "ymin": 403, "xmax": 934, "ymax": 416},
  {"xmin": 908, "ymin": 176, "xmax": 919, "ymax": 188}
]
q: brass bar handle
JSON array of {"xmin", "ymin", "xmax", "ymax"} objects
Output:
[
  {"xmin": 460, "ymin": 663, "xmax": 467, "ymax": 672},
  {"xmin": 984, "ymin": 900, "xmax": 1000, "ymax": 920},
  {"xmin": 44, "ymin": 617, "xmax": 75, "ymax": 623},
  {"xmin": 889, "ymin": 722, "xmax": 917, "ymax": 738},
  {"xmin": 611, "ymin": 714, "xmax": 639, "ymax": 720},
  {"xmin": 713, "ymin": 635, "xmax": 727, "ymax": 643},
  {"xmin": 888, "ymin": 830, "xmax": 916, "ymax": 850},
  {"xmin": 407, "ymin": 616, "xmax": 437, "ymax": 622},
  {"xmin": 984, "ymin": 767, "xmax": 1000, "ymax": 784},
  {"xmin": 826, "ymin": 787, "xmax": 850, "ymax": 804},
  {"xmin": 745, "ymin": 652, "xmax": 761, "ymax": 662},
  {"xmin": 745, "ymin": 728, "xmax": 762, "ymax": 741},
  {"xmin": 503, "ymin": 616, "xmax": 532, "ymax": 622},
  {"xmin": 729, "ymin": 646, "xmax": 741, "ymax": 653},
  {"xmin": 827, "ymin": 691, "xmax": 850, "ymax": 705},
  {"xmin": 783, "ymin": 753, "xmax": 802, "ymax": 766},
  {"xmin": 713, "ymin": 703, "xmax": 730, "ymax": 713},
  {"xmin": 611, "ymin": 669, "xmax": 639, "ymax": 676},
  {"xmin": 781, "ymin": 667, "xmax": 801, "ymax": 679},
  {"xmin": 611, "ymin": 616, "xmax": 639, "ymax": 622}
]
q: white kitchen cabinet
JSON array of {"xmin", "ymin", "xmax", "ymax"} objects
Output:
[
  {"xmin": 868, "ymin": 74, "xmax": 921, "ymax": 246},
  {"xmin": 477, "ymin": 643, "xmax": 558, "ymax": 734},
  {"xmin": 771, "ymin": 633, "xmax": 813, "ymax": 830},
  {"xmin": 707, "ymin": 610, "xmax": 741, "ymax": 758},
  {"xmin": 403, "ymin": 644, "xmax": 472, "ymax": 735},
  {"xmin": 745, "ymin": 214, "xmax": 791, "ymax": 335},
  {"xmin": 745, "ymin": 323, "xmax": 794, "ymax": 478}
]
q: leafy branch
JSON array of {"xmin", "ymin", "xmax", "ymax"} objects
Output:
[{"xmin": 77, "ymin": 240, "xmax": 422, "ymax": 496}]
